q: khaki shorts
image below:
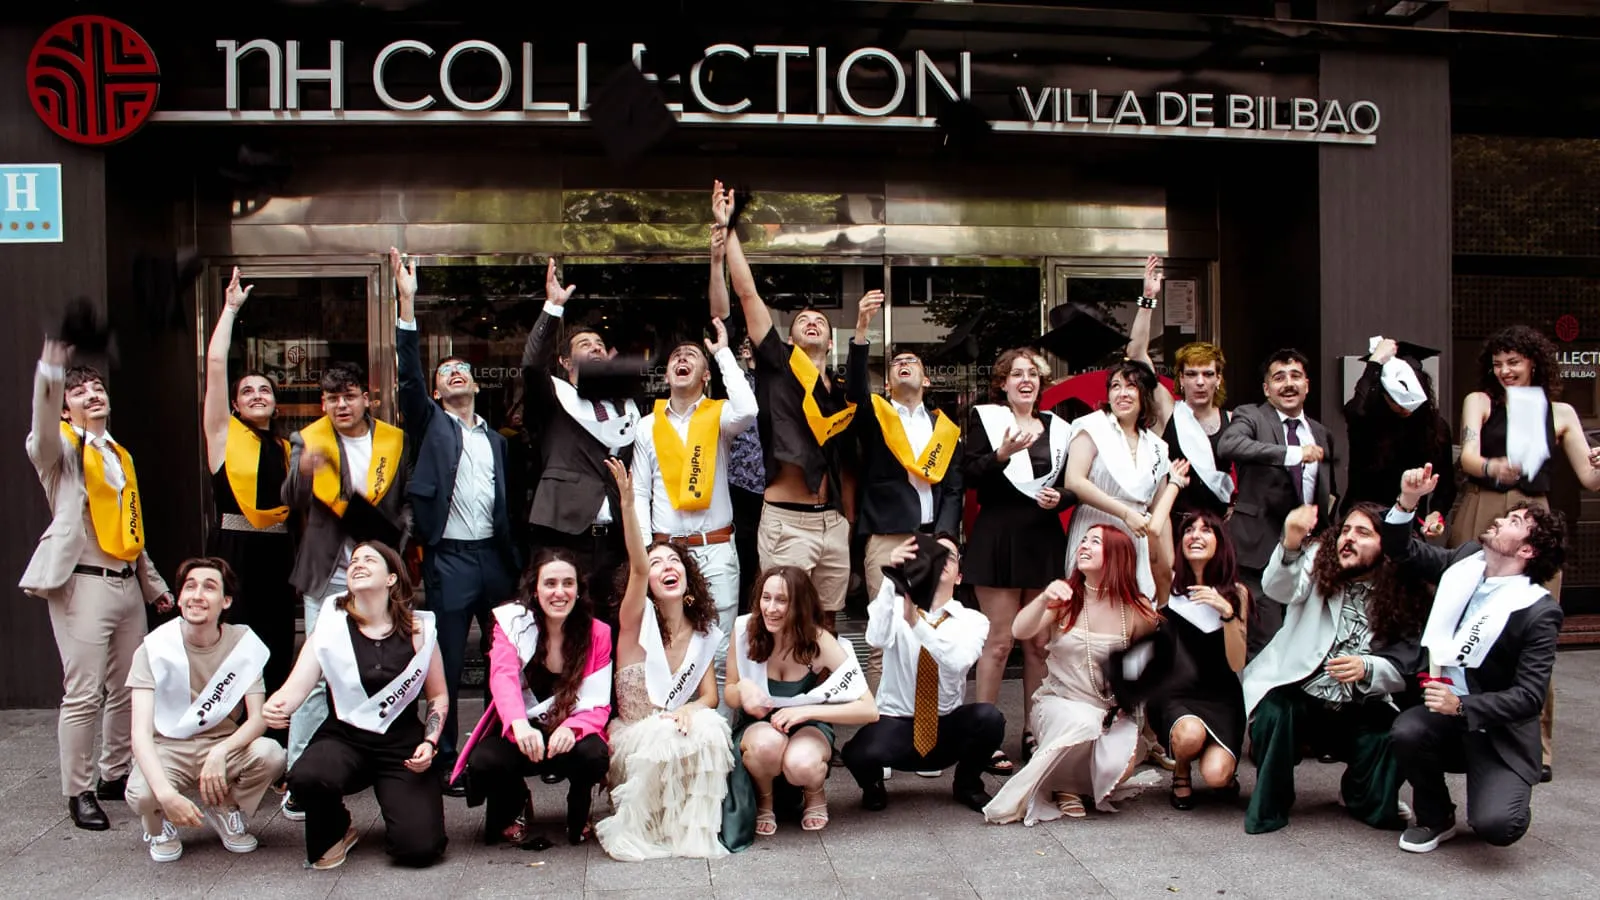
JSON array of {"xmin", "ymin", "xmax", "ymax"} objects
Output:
[{"xmin": 757, "ymin": 504, "xmax": 851, "ymax": 612}]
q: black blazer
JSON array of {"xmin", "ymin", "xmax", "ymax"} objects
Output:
[
  {"xmin": 519, "ymin": 309, "xmax": 635, "ymax": 535},
  {"xmin": 1381, "ymin": 519, "xmax": 1563, "ymax": 785},
  {"xmin": 396, "ymin": 324, "xmax": 519, "ymax": 578},
  {"xmin": 1216, "ymin": 402, "xmax": 1339, "ymax": 571},
  {"xmin": 845, "ymin": 341, "xmax": 963, "ymax": 539}
]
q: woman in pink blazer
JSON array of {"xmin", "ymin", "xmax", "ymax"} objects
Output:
[{"xmin": 451, "ymin": 547, "xmax": 613, "ymax": 847}]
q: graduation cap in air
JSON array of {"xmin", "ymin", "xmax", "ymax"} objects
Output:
[
  {"xmin": 56, "ymin": 296, "xmax": 118, "ymax": 363},
  {"xmin": 1034, "ymin": 302, "xmax": 1130, "ymax": 372},
  {"xmin": 935, "ymin": 99, "xmax": 993, "ymax": 158},
  {"xmin": 1367, "ymin": 335, "xmax": 1440, "ymax": 413},
  {"xmin": 880, "ymin": 533, "xmax": 952, "ymax": 613},
  {"xmin": 573, "ymin": 354, "xmax": 655, "ymax": 403},
  {"xmin": 929, "ymin": 311, "xmax": 984, "ymax": 363},
  {"xmin": 587, "ymin": 64, "xmax": 677, "ymax": 167},
  {"xmin": 1098, "ymin": 619, "xmax": 1195, "ymax": 727}
]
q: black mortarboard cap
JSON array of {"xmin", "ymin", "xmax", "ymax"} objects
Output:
[
  {"xmin": 587, "ymin": 64, "xmax": 677, "ymax": 167},
  {"xmin": 573, "ymin": 354, "xmax": 654, "ymax": 403},
  {"xmin": 935, "ymin": 99, "xmax": 993, "ymax": 157},
  {"xmin": 1035, "ymin": 302, "xmax": 1129, "ymax": 371},
  {"xmin": 1388, "ymin": 339, "xmax": 1441, "ymax": 362},
  {"xmin": 340, "ymin": 494, "xmax": 404, "ymax": 549},
  {"xmin": 57, "ymin": 296, "xmax": 114, "ymax": 355},
  {"xmin": 880, "ymin": 533, "xmax": 951, "ymax": 612},
  {"xmin": 929, "ymin": 311, "xmax": 984, "ymax": 363},
  {"xmin": 1098, "ymin": 619, "xmax": 1194, "ymax": 725}
]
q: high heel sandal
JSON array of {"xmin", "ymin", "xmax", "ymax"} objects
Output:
[
  {"xmin": 754, "ymin": 791, "xmax": 777, "ymax": 837},
  {"xmin": 1053, "ymin": 791, "xmax": 1087, "ymax": 819},
  {"xmin": 801, "ymin": 788, "xmax": 830, "ymax": 832},
  {"xmin": 986, "ymin": 749, "xmax": 1017, "ymax": 776},
  {"xmin": 1022, "ymin": 731, "xmax": 1039, "ymax": 762},
  {"xmin": 1169, "ymin": 774, "xmax": 1195, "ymax": 811}
]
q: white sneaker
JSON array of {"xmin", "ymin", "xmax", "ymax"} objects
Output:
[
  {"xmin": 203, "ymin": 805, "xmax": 259, "ymax": 853},
  {"xmin": 915, "ymin": 770, "xmax": 944, "ymax": 778},
  {"xmin": 280, "ymin": 792, "xmax": 306, "ymax": 822},
  {"xmin": 883, "ymin": 767, "xmax": 893, "ymax": 780},
  {"xmin": 144, "ymin": 819, "xmax": 183, "ymax": 862},
  {"xmin": 1398, "ymin": 800, "xmax": 1415, "ymax": 825}
]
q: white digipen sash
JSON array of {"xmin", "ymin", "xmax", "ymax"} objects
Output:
[
  {"xmin": 1171, "ymin": 403, "xmax": 1233, "ymax": 504},
  {"xmin": 973, "ymin": 404, "xmax": 1069, "ymax": 500},
  {"xmin": 733, "ymin": 613, "xmax": 866, "ymax": 709},
  {"xmin": 147, "ymin": 619, "xmax": 268, "ymax": 740},
  {"xmin": 314, "ymin": 599, "xmax": 437, "ymax": 734},
  {"xmin": 492, "ymin": 603, "xmax": 611, "ymax": 723},
  {"xmin": 1423, "ymin": 552, "xmax": 1547, "ymax": 670},
  {"xmin": 641, "ymin": 597, "xmax": 721, "ymax": 711}
]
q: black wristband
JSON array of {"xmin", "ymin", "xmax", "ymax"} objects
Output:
[{"xmin": 422, "ymin": 738, "xmax": 438, "ymax": 751}]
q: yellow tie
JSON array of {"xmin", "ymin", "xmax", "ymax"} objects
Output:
[{"xmin": 913, "ymin": 611, "xmax": 947, "ymax": 757}]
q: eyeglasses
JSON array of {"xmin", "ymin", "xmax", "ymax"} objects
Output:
[{"xmin": 437, "ymin": 361, "xmax": 472, "ymax": 377}]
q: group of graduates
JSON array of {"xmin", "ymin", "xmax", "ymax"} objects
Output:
[{"xmin": 22, "ymin": 181, "xmax": 1600, "ymax": 870}]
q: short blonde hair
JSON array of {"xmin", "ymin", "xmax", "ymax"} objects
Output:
[{"xmin": 1173, "ymin": 342, "xmax": 1226, "ymax": 407}]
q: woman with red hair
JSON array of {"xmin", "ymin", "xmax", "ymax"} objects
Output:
[{"xmin": 982, "ymin": 525, "xmax": 1162, "ymax": 824}]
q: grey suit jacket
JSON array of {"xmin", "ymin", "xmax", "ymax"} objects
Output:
[
  {"xmin": 283, "ymin": 421, "xmax": 413, "ymax": 598},
  {"xmin": 20, "ymin": 364, "xmax": 168, "ymax": 603},
  {"xmin": 1217, "ymin": 401, "xmax": 1339, "ymax": 571}
]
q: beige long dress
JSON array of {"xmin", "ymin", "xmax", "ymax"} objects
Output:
[{"xmin": 982, "ymin": 617, "xmax": 1159, "ymax": 826}]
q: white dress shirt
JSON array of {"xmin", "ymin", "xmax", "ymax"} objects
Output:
[
  {"xmin": 327, "ymin": 429, "xmax": 373, "ymax": 593},
  {"xmin": 631, "ymin": 346, "xmax": 760, "ymax": 542},
  {"xmin": 443, "ymin": 414, "xmax": 497, "ymax": 541},
  {"xmin": 1277, "ymin": 409, "xmax": 1319, "ymax": 505},
  {"xmin": 865, "ymin": 580, "xmax": 989, "ymax": 718},
  {"xmin": 891, "ymin": 398, "xmax": 937, "ymax": 525},
  {"xmin": 71, "ymin": 424, "xmax": 126, "ymax": 491}
]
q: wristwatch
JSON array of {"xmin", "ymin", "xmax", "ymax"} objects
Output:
[{"xmin": 1135, "ymin": 295, "xmax": 1158, "ymax": 309}]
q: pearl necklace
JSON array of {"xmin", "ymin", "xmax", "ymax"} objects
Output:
[{"xmin": 1080, "ymin": 594, "xmax": 1129, "ymax": 704}]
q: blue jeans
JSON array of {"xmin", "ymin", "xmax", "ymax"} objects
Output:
[{"xmin": 287, "ymin": 590, "xmax": 337, "ymax": 770}]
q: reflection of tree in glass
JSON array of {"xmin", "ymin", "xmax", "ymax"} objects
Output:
[{"xmin": 916, "ymin": 267, "xmax": 1042, "ymax": 367}]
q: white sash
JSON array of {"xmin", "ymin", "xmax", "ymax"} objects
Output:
[
  {"xmin": 1368, "ymin": 336, "xmax": 1426, "ymax": 413},
  {"xmin": 313, "ymin": 599, "xmax": 438, "ymax": 734},
  {"xmin": 732, "ymin": 613, "xmax": 866, "ymax": 709},
  {"xmin": 1423, "ymin": 552, "xmax": 1548, "ymax": 669},
  {"xmin": 973, "ymin": 404, "xmax": 1069, "ymax": 500},
  {"xmin": 491, "ymin": 602, "xmax": 612, "ymax": 723},
  {"xmin": 1171, "ymin": 403, "xmax": 1233, "ymax": 504},
  {"xmin": 640, "ymin": 598, "xmax": 721, "ymax": 711},
  {"xmin": 1165, "ymin": 591, "xmax": 1223, "ymax": 634},
  {"xmin": 146, "ymin": 620, "xmax": 269, "ymax": 740},
  {"xmin": 551, "ymin": 376, "xmax": 640, "ymax": 454},
  {"xmin": 1071, "ymin": 410, "xmax": 1168, "ymax": 504}
]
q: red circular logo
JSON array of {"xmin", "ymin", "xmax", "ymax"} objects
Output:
[
  {"xmin": 1555, "ymin": 315, "xmax": 1579, "ymax": 342},
  {"xmin": 27, "ymin": 16, "xmax": 160, "ymax": 146}
]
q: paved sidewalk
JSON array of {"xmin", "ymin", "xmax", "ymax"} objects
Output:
[{"xmin": 1, "ymin": 652, "xmax": 1597, "ymax": 899}]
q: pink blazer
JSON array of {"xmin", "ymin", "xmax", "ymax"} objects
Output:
[{"xmin": 451, "ymin": 618, "xmax": 612, "ymax": 784}]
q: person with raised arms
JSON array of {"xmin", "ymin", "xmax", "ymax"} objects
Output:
[
  {"xmin": 720, "ymin": 567, "xmax": 878, "ymax": 848},
  {"xmin": 265, "ymin": 542, "xmax": 448, "ymax": 869},
  {"xmin": 712, "ymin": 182, "xmax": 859, "ymax": 634},
  {"xmin": 451, "ymin": 546, "xmax": 614, "ymax": 849},
  {"xmin": 1385, "ymin": 463, "xmax": 1566, "ymax": 852},
  {"xmin": 202, "ymin": 269, "xmax": 297, "ymax": 714},
  {"xmin": 23, "ymin": 337, "xmax": 174, "ymax": 831},
  {"xmin": 126, "ymin": 557, "xmax": 285, "ymax": 861},
  {"xmin": 598, "ymin": 459, "xmax": 734, "ymax": 860}
]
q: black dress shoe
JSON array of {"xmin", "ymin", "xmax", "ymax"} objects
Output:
[
  {"xmin": 952, "ymin": 783, "xmax": 992, "ymax": 813},
  {"xmin": 69, "ymin": 792, "xmax": 110, "ymax": 831},
  {"xmin": 95, "ymin": 775, "xmax": 127, "ymax": 801},
  {"xmin": 860, "ymin": 780, "xmax": 888, "ymax": 812},
  {"xmin": 1540, "ymin": 765, "xmax": 1553, "ymax": 784}
]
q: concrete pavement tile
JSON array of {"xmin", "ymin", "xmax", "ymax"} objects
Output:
[
  {"xmin": 819, "ymin": 818, "xmax": 959, "ymax": 877},
  {"xmin": 585, "ymin": 852, "xmax": 710, "ymax": 891},
  {"xmin": 708, "ymin": 832, "xmax": 828, "ymax": 881},
  {"xmin": 963, "ymin": 862, "xmax": 1109, "ymax": 899},
  {"xmin": 325, "ymin": 850, "xmax": 464, "ymax": 898},
  {"xmin": 447, "ymin": 854, "xmax": 587, "ymax": 898},
  {"xmin": 590, "ymin": 889, "xmax": 729, "ymax": 900},
  {"xmin": 838, "ymin": 873, "xmax": 979, "ymax": 899},
  {"xmin": 713, "ymin": 874, "xmax": 845, "ymax": 900}
]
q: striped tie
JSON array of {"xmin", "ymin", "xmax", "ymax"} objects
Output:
[{"xmin": 913, "ymin": 612, "xmax": 947, "ymax": 757}]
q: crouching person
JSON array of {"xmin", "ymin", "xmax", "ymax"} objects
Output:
[{"xmin": 127, "ymin": 558, "xmax": 286, "ymax": 861}]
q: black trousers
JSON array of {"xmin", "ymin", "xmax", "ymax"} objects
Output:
[
  {"xmin": 1391, "ymin": 706, "xmax": 1535, "ymax": 847},
  {"xmin": 841, "ymin": 703, "xmax": 1005, "ymax": 793},
  {"xmin": 1240, "ymin": 567, "xmax": 1283, "ymax": 661},
  {"xmin": 466, "ymin": 728, "xmax": 610, "ymax": 838},
  {"xmin": 423, "ymin": 538, "xmax": 515, "ymax": 760},
  {"xmin": 530, "ymin": 524, "xmax": 627, "ymax": 626},
  {"xmin": 731, "ymin": 486, "xmax": 765, "ymax": 614},
  {"xmin": 288, "ymin": 730, "xmax": 446, "ymax": 867}
]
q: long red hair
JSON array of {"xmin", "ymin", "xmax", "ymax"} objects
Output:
[{"xmin": 1057, "ymin": 525, "xmax": 1158, "ymax": 632}]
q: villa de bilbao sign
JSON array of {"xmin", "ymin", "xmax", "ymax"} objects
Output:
[{"xmin": 28, "ymin": 17, "xmax": 1383, "ymax": 147}]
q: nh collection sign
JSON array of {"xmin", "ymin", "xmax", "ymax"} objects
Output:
[{"xmin": 147, "ymin": 38, "xmax": 1382, "ymax": 145}]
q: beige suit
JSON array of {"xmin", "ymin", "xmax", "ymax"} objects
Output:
[{"xmin": 22, "ymin": 362, "xmax": 169, "ymax": 796}]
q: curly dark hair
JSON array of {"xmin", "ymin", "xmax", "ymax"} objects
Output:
[
  {"xmin": 1099, "ymin": 360, "xmax": 1159, "ymax": 432},
  {"xmin": 611, "ymin": 540, "xmax": 719, "ymax": 646},
  {"xmin": 745, "ymin": 566, "xmax": 824, "ymax": 667},
  {"xmin": 519, "ymin": 548, "xmax": 596, "ymax": 726},
  {"xmin": 1309, "ymin": 504, "xmax": 1427, "ymax": 645},
  {"xmin": 1477, "ymin": 325, "xmax": 1561, "ymax": 403},
  {"xmin": 1511, "ymin": 502, "xmax": 1568, "ymax": 586}
]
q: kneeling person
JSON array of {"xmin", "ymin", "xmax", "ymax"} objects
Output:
[
  {"xmin": 842, "ymin": 536, "xmax": 1001, "ymax": 813},
  {"xmin": 127, "ymin": 558, "xmax": 286, "ymax": 861}
]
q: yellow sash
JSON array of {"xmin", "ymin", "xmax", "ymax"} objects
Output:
[
  {"xmin": 870, "ymin": 395, "xmax": 960, "ymax": 484},
  {"xmin": 225, "ymin": 418, "xmax": 291, "ymax": 529},
  {"xmin": 788, "ymin": 345, "xmax": 856, "ymax": 447},
  {"xmin": 61, "ymin": 423, "xmax": 144, "ymax": 561},
  {"xmin": 301, "ymin": 416, "xmax": 404, "ymax": 517},
  {"xmin": 653, "ymin": 398, "xmax": 725, "ymax": 511}
]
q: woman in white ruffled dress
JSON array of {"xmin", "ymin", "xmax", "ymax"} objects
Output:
[{"xmin": 595, "ymin": 460, "xmax": 733, "ymax": 861}]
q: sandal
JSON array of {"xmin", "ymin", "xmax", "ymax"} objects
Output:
[
  {"xmin": 1147, "ymin": 744, "xmax": 1177, "ymax": 772},
  {"xmin": 754, "ymin": 791, "xmax": 777, "ymax": 837},
  {"xmin": 1053, "ymin": 791, "xmax": 1087, "ymax": 819},
  {"xmin": 1022, "ymin": 731, "xmax": 1039, "ymax": 763},
  {"xmin": 986, "ymin": 749, "xmax": 1017, "ymax": 776},
  {"xmin": 1169, "ymin": 774, "xmax": 1194, "ymax": 811},
  {"xmin": 801, "ymin": 788, "xmax": 830, "ymax": 832}
]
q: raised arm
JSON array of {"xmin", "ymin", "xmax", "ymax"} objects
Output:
[
  {"xmin": 1262, "ymin": 505, "xmax": 1320, "ymax": 607},
  {"xmin": 205, "ymin": 268, "xmax": 252, "ymax": 473},
  {"xmin": 281, "ymin": 432, "xmax": 315, "ymax": 510},
  {"xmin": 708, "ymin": 317, "xmax": 758, "ymax": 434},
  {"xmin": 1456, "ymin": 391, "xmax": 1496, "ymax": 484},
  {"xmin": 1125, "ymin": 255, "xmax": 1174, "ymax": 431},
  {"xmin": 391, "ymin": 248, "xmax": 434, "ymax": 437},
  {"xmin": 519, "ymin": 258, "xmax": 574, "ymax": 414},
  {"xmin": 1014, "ymin": 580, "xmax": 1070, "ymax": 642},
  {"xmin": 610, "ymin": 458, "xmax": 649, "ymax": 645},
  {"xmin": 709, "ymin": 189, "xmax": 730, "ymax": 320},
  {"xmin": 1382, "ymin": 464, "xmax": 1460, "ymax": 581},
  {"xmin": 1554, "ymin": 401, "xmax": 1600, "ymax": 491},
  {"xmin": 719, "ymin": 187, "xmax": 774, "ymax": 344},
  {"xmin": 27, "ymin": 340, "xmax": 71, "ymax": 474}
]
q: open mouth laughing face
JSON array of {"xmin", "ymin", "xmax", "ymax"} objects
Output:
[{"xmin": 648, "ymin": 545, "xmax": 688, "ymax": 601}]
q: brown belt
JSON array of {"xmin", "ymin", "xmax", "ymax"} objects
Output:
[{"xmin": 654, "ymin": 525, "xmax": 735, "ymax": 547}]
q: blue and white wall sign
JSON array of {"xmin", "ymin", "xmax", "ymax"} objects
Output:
[{"xmin": 0, "ymin": 164, "xmax": 63, "ymax": 244}]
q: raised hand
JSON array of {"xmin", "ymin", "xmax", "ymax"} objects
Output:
[
  {"xmin": 1588, "ymin": 445, "xmax": 1600, "ymax": 472},
  {"xmin": 704, "ymin": 316, "xmax": 730, "ymax": 356},
  {"xmin": 855, "ymin": 289, "xmax": 885, "ymax": 331},
  {"xmin": 1422, "ymin": 511, "xmax": 1446, "ymax": 539},
  {"xmin": 389, "ymin": 247, "xmax": 417, "ymax": 301},
  {"xmin": 41, "ymin": 338, "xmax": 72, "ymax": 368},
  {"xmin": 1142, "ymin": 254, "xmax": 1163, "ymax": 300},
  {"xmin": 995, "ymin": 427, "xmax": 1037, "ymax": 462},
  {"xmin": 711, "ymin": 180, "xmax": 732, "ymax": 228},
  {"xmin": 1283, "ymin": 504, "xmax": 1319, "ymax": 550},
  {"xmin": 605, "ymin": 457, "xmax": 632, "ymax": 498},
  {"xmin": 225, "ymin": 266, "xmax": 254, "ymax": 311},
  {"xmin": 710, "ymin": 223, "xmax": 726, "ymax": 260},
  {"xmin": 888, "ymin": 536, "xmax": 919, "ymax": 567},
  {"xmin": 1371, "ymin": 337, "xmax": 1398, "ymax": 365},
  {"xmin": 1039, "ymin": 579, "xmax": 1074, "ymax": 611},
  {"xmin": 546, "ymin": 257, "xmax": 577, "ymax": 307},
  {"xmin": 1399, "ymin": 463, "xmax": 1439, "ymax": 508},
  {"xmin": 1168, "ymin": 458, "xmax": 1192, "ymax": 490}
]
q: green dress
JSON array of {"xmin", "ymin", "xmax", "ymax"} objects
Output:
[{"xmin": 718, "ymin": 673, "xmax": 837, "ymax": 852}]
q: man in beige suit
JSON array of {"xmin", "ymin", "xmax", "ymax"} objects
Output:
[{"xmin": 23, "ymin": 338, "xmax": 173, "ymax": 830}]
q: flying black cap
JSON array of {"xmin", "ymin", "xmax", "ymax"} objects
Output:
[
  {"xmin": 1034, "ymin": 303, "xmax": 1129, "ymax": 371},
  {"xmin": 587, "ymin": 64, "xmax": 677, "ymax": 167}
]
